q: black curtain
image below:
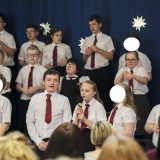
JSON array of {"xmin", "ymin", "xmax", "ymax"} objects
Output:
[{"xmin": 0, "ymin": 0, "xmax": 160, "ymax": 108}]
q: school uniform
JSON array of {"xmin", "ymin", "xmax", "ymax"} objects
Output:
[
  {"xmin": 0, "ymin": 64, "xmax": 12, "ymax": 98},
  {"xmin": 81, "ymin": 32, "xmax": 114, "ymax": 112},
  {"xmin": 115, "ymin": 66, "xmax": 150, "ymax": 136},
  {"xmin": 118, "ymin": 51, "xmax": 152, "ymax": 73},
  {"xmin": 0, "ymin": 29, "xmax": 17, "ymax": 130},
  {"xmin": 26, "ymin": 90, "xmax": 72, "ymax": 159},
  {"xmin": 0, "ymin": 93, "xmax": 12, "ymax": 131},
  {"xmin": 18, "ymin": 40, "xmax": 45, "ymax": 64},
  {"xmin": 146, "ymin": 104, "xmax": 160, "ymax": 147},
  {"xmin": 72, "ymin": 97, "xmax": 107, "ymax": 152},
  {"xmin": 108, "ymin": 103, "xmax": 137, "ymax": 138},
  {"xmin": 42, "ymin": 43, "xmax": 72, "ymax": 76},
  {"xmin": 60, "ymin": 74, "xmax": 89, "ymax": 113},
  {"xmin": 16, "ymin": 63, "xmax": 47, "ymax": 135}
]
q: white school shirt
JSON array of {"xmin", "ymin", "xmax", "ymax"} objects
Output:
[
  {"xmin": 115, "ymin": 66, "xmax": 149, "ymax": 94},
  {"xmin": 0, "ymin": 30, "xmax": 16, "ymax": 66},
  {"xmin": 72, "ymin": 97, "xmax": 107, "ymax": 128},
  {"xmin": 108, "ymin": 103, "xmax": 137, "ymax": 138},
  {"xmin": 81, "ymin": 32, "xmax": 114, "ymax": 70},
  {"xmin": 118, "ymin": 51, "xmax": 152, "ymax": 72},
  {"xmin": 42, "ymin": 43, "xmax": 72, "ymax": 67},
  {"xmin": 26, "ymin": 90, "xmax": 72, "ymax": 145},
  {"xmin": 146, "ymin": 104, "xmax": 160, "ymax": 147},
  {"xmin": 60, "ymin": 74, "xmax": 90, "ymax": 82},
  {"xmin": 0, "ymin": 64, "xmax": 12, "ymax": 94},
  {"xmin": 0, "ymin": 93, "xmax": 12, "ymax": 127},
  {"xmin": 18, "ymin": 40, "xmax": 45, "ymax": 64},
  {"xmin": 16, "ymin": 63, "xmax": 47, "ymax": 100}
]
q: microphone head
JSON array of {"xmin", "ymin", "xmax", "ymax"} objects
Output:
[{"xmin": 77, "ymin": 96, "xmax": 83, "ymax": 108}]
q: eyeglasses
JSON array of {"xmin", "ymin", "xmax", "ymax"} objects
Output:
[
  {"xmin": 66, "ymin": 63, "xmax": 76, "ymax": 68},
  {"xmin": 125, "ymin": 59, "xmax": 138, "ymax": 62},
  {"xmin": 25, "ymin": 31, "xmax": 36, "ymax": 34},
  {"xmin": 27, "ymin": 54, "xmax": 39, "ymax": 58}
]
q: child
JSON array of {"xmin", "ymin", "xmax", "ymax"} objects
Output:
[
  {"xmin": 145, "ymin": 105, "xmax": 160, "ymax": 147},
  {"xmin": 0, "ymin": 74, "xmax": 12, "ymax": 136},
  {"xmin": 72, "ymin": 80, "xmax": 107, "ymax": 152},
  {"xmin": 16, "ymin": 45, "xmax": 47, "ymax": 135},
  {"xmin": 59, "ymin": 57, "xmax": 89, "ymax": 113},
  {"xmin": 26, "ymin": 69, "xmax": 72, "ymax": 159},
  {"xmin": 0, "ymin": 49, "xmax": 12, "ymax": 98},
  {"xmin": 108, "ymin": 83, "xmax": 137, "ymax": 137},
  {"xmin": 42, "ymin": 27, "xmax": 72, "ymax": 76},
  {"xmin": 118, "ymin": 33, "xmax": 152, "ymax": 80},
  {"xmin": 81, "ymin": 14, "xmax": 115, "ymax": 112},
  {"xmin": 114, "ymin": 51, "xmax": 150, "ymax": 137},
  {"xmin": 18, "ymin": 24, "xmax": 45, "ymax": 67}
]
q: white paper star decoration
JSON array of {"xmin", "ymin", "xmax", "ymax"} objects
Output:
[
  {"xmin": 132, "ymin": 16, "xmax": 147, "ymax": 31},
  {"xmin": 40, "ymin": 22, "xmax": 51, "ymax": 36},
  {"xmin": 78, "ymin": 37, "xmax": 87, "ymax": 48}
]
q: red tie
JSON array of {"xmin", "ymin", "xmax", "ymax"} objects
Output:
[
  {"xmin": 109, "ymin": 106, "xmax": 118, "ymax": 125},
  {"xmin": 53, "ymin": 46, "xmax": 58, "ymax": 68},
  {"xmin": 80, "ymin": 104, "xmax": 90, "ymax": 131},
  {"xmin": 128, "ymin": 69, "xmax": 134, "ymax": 93},
  {"xmin": 28, "ymin": 67, "xmax": 34, "ymax": 88},
  {"xmin": 45, "ymin": 94, "xmax": 52, "ymax": 123},
  {"xmin": 91, "ymin": 35, "xmax": 97, "ymax": 68}
]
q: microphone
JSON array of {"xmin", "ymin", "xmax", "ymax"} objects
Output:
[{"xmin": 77, "ymin": 96, "xmax": 83, "ymax": 108}]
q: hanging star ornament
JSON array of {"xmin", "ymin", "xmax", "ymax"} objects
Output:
[
  {"xmin": 40, "ymin": 22, "xmax": 51, "ymax": 36},
  {"xmin": 78, "ymin": 37, "xmax": 87, "ymax": 48},
  {"xmin": 132, "ymin": 16, "xmax": 147, "ymax": 31}
]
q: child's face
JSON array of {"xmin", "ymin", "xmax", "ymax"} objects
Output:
[
  {"xmin": 27, "ymin": 49, "xmax": 39, "ymax": 65},
  {"xmin": 26, "ymin": 28, "xmax": 38, "ymax": 41},
  {"xmin": 66, "ymin": 62, "xmax": 77, "ymax": 76},
  {"xmin": 0, "ymin": 54, "xmax": 4, "ymax": 64},
  {"xmin": 51, "ymin": 31, "xmax": 62, "ymax": 44},
  {"xmin": 125, "ymin": 53, "xmax": 138, "ymax": 69},
  {"xmin": 89, "ymin": 20, "xmax": 101, "ymax": 34},
  {"xmin": 0, "ymin": 18, "xmax": 5, "ymax": 32},
  {"xmin": 43, "ymin": 74, "xmax": 60, "ymax": 93},
  {"xmin": 80, "ymin": 83, "xmax": 96, "ymax": 103}
]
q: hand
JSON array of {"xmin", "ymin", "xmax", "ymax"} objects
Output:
[
  {"xmin": 38, "ymin": 141, "xmax": 47, "ymax": 151},
  {"xmin": 122, "ymin": 71, "xmax": 128, "ymax": 77},
  {"xmin": 23, "ymin": 88, "xmax": 32, "ymax": 97},
  {"xmin": 76, "ymin": 107, "xmax": 83, "ymax": 116},
  {"xmin": 58, "ymin": 59, "xmax": 67, "ymax": 67},
  {"xmin": 19, "ymin": 60, "xmax": 26, "ymax": 67},
  {"xmin": 125, "ymin": 73, "xmax": 134, "ymax": 81},
  {"xmin": 85, "ymin": 47, "xmax": 92, "ymax": 56},
  {"xmin": 76, "ymin": 82, "xmax": 82, "ymax": 87},
  {"xmin": 90, "ymin": 45, "xmax": 98, "ymax": 52},
  {"xmin": 45, "ymin": 64, "xmax": 53, "ymax": 69},
  {"xmin": 28, "ymin": 86, "xmax": 38, "ymax": 94},
  {"xmin": 152, "ymin": 124, "xmax": 159, "ymax": 133}
]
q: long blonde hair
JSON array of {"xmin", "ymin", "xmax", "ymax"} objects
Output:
[
  {"xmin": 98, "ymin": 134, "xmax": 148, "ymax": 160},
  {"xmin": 118, "ymin": 83, "xmax": 138, "ymax": 118},
  {"xmin": 0, "ymin": 131, "xmax": 39, "ymax": 160},
  {"xmin": 82, "ymin": 80, "xmax": 103, "ymax": 104}
]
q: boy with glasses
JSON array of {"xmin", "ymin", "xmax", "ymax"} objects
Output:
[
  {"xmin": 18, "ymin": 25, "xmax": 45, "ymax": 67},
  {"xmin": 16, "ymin": 45, "xmax": 47, "ymax": 135}
]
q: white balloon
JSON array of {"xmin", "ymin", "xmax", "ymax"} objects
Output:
[
  {"xmin": 0, "ymin": 79, "xmax": 3, "ymax": 92},
  {"xmin": 123, "ymin": 37, "xmax": 140, "ymax": 51},
  {"xmin": 110, "ymin": 85, "xmax": 126, "ymax": 103}
]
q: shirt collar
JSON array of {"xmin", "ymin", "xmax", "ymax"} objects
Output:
[
  {"xmin": 83, "ymin": 97, "xmax": 96, "ymax": 106},
  {"xmin": 44, "ymin": 90, "xmax": 57, "ymax": 98},
  {"xmin": 65, "ymin": 74, "xmax": 78, "ymax": 80},
  {"xmin": 29, "ymin": 63, "xmax": 39, "ymax": 68},
  {"xmin": 117, "ymin": 102, "xmax": 123, "ymax": 109},
  {"xmin": 29, "ymin": 40, "xmax": 38, "ymax": 45},
  {"xmin": 52, "ymin": 43, "xmax": 61, "ymax": 47},
  {"xmin": 92, "ymin": 32, "xmax": 102, "ymax": 37}
]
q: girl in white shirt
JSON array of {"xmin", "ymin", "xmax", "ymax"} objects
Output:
[
  {"xmin": 108, "ymin": 83, "xmax": 137, "ymax": 138},
  {"xmin": 114, "ymin": 51, "xmax": 150, "ymax": 137},
  {"xmin": 72, "ymin": 80, "xmax": 107, "ymax": 152}
]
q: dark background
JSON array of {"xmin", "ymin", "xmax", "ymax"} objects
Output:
[{"xmin": 0, "ymin": 0, "xmax": 160, "ymax": 109}]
